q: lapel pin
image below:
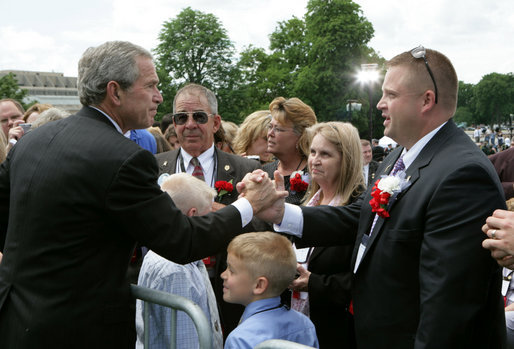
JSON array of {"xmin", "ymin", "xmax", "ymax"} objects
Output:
[
  {"xmin": 163, "ymin": 161, "xmax": 168, "ymax": 167},
  {"xmin": 224, "ymin": 165, "xmax": 230, "ymax": 171}
]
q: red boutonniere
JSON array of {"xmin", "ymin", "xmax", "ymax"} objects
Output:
[
  {"xmin": 215, "ymin": 179, "xmax": 233, "ymax": 201},
  {"xmin": 290, "ymin": 171, "xmax": 309, "ymax": 193},
  {"xmin": 369, "ymin": 175, "xmax": 410, "ymax": 218}
]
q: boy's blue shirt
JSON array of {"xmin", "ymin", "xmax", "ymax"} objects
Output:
[{"xmin": 224, "ymin": 296, "xmax": 319, "ymax": 349}]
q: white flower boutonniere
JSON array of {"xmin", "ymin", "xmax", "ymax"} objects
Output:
[{"xmin": 369, "ymin": 173, "xmax": 410, "ymax": 218}]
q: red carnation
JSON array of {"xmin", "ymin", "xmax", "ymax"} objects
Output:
[
  {"xmin": 290, "ymin": 173, "xmax": 309, "ymax": 193},
  {"xmin": 369, "ymin": 181, "xmax": 391, "ymax": 218},
  {"xmin": 215, "ymin": 180, "xmax": 233, "ymax": 193},
  {"xmin": 215, "ymin": 180, "xmax": 233, "ymax": 201}
]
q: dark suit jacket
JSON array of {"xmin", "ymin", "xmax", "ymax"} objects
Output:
[
  {"xmin": 0, "ymin": 107, "xmax": 243, "ymax": 349},
  {"xmin": 298, "ymin": 120, "xmax": 507, "ymax": 349},
  {"xmin": 372, "ymin": 145, "xmax": 385, "ymax": 162},
  {"xmin": 489, "ymin": 146, "xmax": 514, "ymax": 200},
  {"xmin": 366, "ymin": 160, "xmax": 379, "ymax": 187},
  {"xmin": 155, "ymin": 147, "xmax": 263, "ymax": 338}
]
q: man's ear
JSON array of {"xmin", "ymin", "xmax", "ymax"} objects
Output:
[
  {"xmin": 186, "ymin": 207, "xmax": 197, "ymax": 217},
  {"xmin": 212, "ymin": 114, "xmax": 222, "ymax": 133},
  {"xmin": 421, "ymin": 90, "xmax": 436, "ymax": 113},
  {"xmin": 106, "ymin": 81, "xmax": 122, "ymax": 106},
  {"xmin": 253, "ymin": 276, "xmax": 269, "ymax": 296}
]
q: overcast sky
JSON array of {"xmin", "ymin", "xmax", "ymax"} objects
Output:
[{"xmin": 0, "ymin": 0, "xmax": 512, "ymax": 84}]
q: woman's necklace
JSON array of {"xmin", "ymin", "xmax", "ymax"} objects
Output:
[{"xmin": 279, "ymin": 157, "xmax": 304, "ymax": 174}]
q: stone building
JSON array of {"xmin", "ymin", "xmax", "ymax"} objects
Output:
[{"xmin": 0, "ymin": 70, "xmax": 81, "ymax": 113}]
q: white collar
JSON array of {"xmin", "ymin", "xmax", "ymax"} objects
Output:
[
  {"xmin": 400, "ymin": 121, "xmax": 447, "ymax": 170},
  {"xmin": 180, "ymin": 144, "xmax": 215, "ymax": 168},
  {"xmin": 89, "ymin": 106, "xmax": 124, "ymax": 134}
]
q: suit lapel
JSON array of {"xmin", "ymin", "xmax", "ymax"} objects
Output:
[
  {"xmin": 308, "ymin": 246, "xmax": 323, "ymax": 264},
  {"xmin": 215, "ymin": 149, "xmax": 236, "ymax": 182},
  {"xmin": 361, "ymin": 151, "xmax": 402, "ymax": 256},
  {"xmin": 355, "ymin": 121, "xmax": 456, "ymax": 270},
  {"xmin": 158, "ymin": 149, "xmax": 179, "ymax": 175},
  {"xmin": 214, "ymin": 149, "xmax": 239, "ymax": 204}
]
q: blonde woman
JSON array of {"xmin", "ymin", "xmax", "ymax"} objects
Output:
[
  {"xmin": 232, "ymin": 110, "xmax": 273, "ymax": 164},
  {"xmin": 262, "ymin": 97, "xmax": 317, "ymax": 205},
  {"xmin": 291, "ymin": 122, "xmax": 364, "ymax": 348}
]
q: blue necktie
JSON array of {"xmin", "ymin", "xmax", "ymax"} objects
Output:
[{"xmin": 390, "ymin": 155, "xmax": 405, "ymax": 176}]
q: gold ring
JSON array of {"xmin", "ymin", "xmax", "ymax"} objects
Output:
[{"xmin": 491, "ymin": 229, "xmax": 497, "ymax": 239}]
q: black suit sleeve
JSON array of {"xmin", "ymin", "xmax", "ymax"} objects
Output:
[
  {"xmin": 106, "ymin": 149, "xmax": 243, "ymax": 264},
  {"xmin": 415, "ymin": 162, "xmax": 505, "ymax": 348},
  {"xmin": 295, "ymin": 195, "xmax": 363, "ymax": 248}
]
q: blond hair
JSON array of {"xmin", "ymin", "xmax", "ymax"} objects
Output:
[
  {"xmin": 0, "ymin": 130, "xmax": 7, "ymax": 163},
  {"xmin": 304, "ymin": 122, "xmax": 365, "ymax": 206},
  {"xmin": 232, "ymin": 110, "xmax": 270, "ymax": 155},
  {"xmin": 160, "ymin": 173, "xmax": 216, "ymax": 215},
  {"xmin": 221, "ymin": 121, "xmax": 238, "ymax": 145},
  {"xmin": 269, "ymin": 97, "xmax": 317, "ymax": 158},
  {"xmin": 227, "ymin": 232, "xmax": 296, "ymax": 296},
  {"xmin": 23, "ymin": 103, "xmax": 53, "ymax": 122}
]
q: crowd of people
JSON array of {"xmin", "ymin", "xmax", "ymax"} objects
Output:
[{"xmin": 0, "ymin": 40, "xmax": 512, "ymax": 349}]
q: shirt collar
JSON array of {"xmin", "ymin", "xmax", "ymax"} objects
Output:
[
  {"xmin": 180, "ymin": 144, "xmax": 215, "ymax": 169},
  {"xmin": 400, "ymin": 121, "xmax": 447, "ymax": 170},
  {"xmin": 241, "ymin": 296, "xmax": 281, "ymax": 323},
  {"xmin": 89, "ymin": 106, "xmax": 124, "ymax": 134}
]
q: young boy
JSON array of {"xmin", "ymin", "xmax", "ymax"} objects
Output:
[
  {"xmin": 221, "ymin": 232, "xmax": 319, "ymax": 348},
  {"xmin": 136, "ymin": 173, "xmax": 223, "ymax": 349}
]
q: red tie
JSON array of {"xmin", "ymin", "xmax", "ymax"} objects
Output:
[{"xmin": 191, "ymin": 157, "xmax": 205, "ymax": 181}]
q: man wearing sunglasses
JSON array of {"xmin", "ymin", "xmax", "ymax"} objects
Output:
[
  {"xmin": 155, "ymin": 83, "xmax": 268, "ymax": 339},
  {"xmin": 255, "ymin": 47, "xmax": 506, "ymax": 348}
]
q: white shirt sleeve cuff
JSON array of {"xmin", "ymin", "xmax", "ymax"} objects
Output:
[
  {"xmin": 274, "ymin": 203, "xmax": 303, "ymax": 238},
  {"xmin": 231, "ymin": 198, "xmax": 253, "ymax": 227}
]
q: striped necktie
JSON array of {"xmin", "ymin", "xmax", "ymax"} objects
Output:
[
  {"xmin": 191, "ymin": 157, "xmax": 205, "ymax": 181},
  {"xmin": 390, "ymin": 155, "xmax": 405, "ymax": 176}
]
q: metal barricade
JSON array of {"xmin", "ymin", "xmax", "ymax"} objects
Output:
[
  {"xmin": 130, "ymin": 284, "xmax": 213, "ymax": 349},
  {"xmin": 254, "ymin": 339, "xmax": 316, "ymax": 349}
]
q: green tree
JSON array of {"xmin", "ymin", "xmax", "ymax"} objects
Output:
[
  {"xmin": 474, "ymin": 73, "xmax": 514, "ymax": 127},
  {"xmin": 0, "ymin": 73, "xmax": 29, "ymax": 105},
  {"xmin": 294, "ymin": 0, "xmax": 375, "ymax": 123},
  {"xmin": 233, "ymin": 0, "xmax": 378, "ymax": 133},
  {"xmin": 230, "ymin": 18, "xmax": 309, "ymax": 119},
  {"xmin": 153, "ymin": 7, "xmax": 236, "ymax": 118},
  {"xmin": 234, "ymin": 46, "xmax": 277, "ymax": 116},
  {"xmin": 454, "ymin": 81, "xmax": 477, "ymax": 125}
]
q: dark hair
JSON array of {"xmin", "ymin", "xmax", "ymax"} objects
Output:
[{"xmin": 160, "ymin": 113, "xmax": 174, "ymax": 134}]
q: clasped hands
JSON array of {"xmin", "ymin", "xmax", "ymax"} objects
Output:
[{"xmin": 237, "ymin": 169, "xmax": 288, "ymax": 224}]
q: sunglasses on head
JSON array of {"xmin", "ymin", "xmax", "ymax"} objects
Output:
[
  {"xmin": 173, "ymin": 111, "xmax": 213, "ymax": 125},
  {"xmin": 410, "ymin": 45, "xmax": 438, "ymax": 104}
]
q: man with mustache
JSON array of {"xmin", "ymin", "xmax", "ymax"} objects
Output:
[{"xmin": 155, "ymin": 83, "xmax": 265, "ymax": 339}]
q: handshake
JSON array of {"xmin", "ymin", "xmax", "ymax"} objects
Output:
[{"xmin": 237, "ymin": 169, "xmax": 289, "ymax": 224}]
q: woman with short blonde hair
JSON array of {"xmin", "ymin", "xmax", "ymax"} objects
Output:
[{"xmin": 263, "ymin": 97, "xmax": 317, "ymax": 205}]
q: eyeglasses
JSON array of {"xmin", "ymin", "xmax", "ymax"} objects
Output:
[
  {"xmin": 410, "ymin": 45, "xmax": 438, "ymax": 104},
  {"xmin": 173, "ymin": 111, "xmax": 213, "ymax": 125},
  {"xmin": 267, "ymin": 123, "xmax": 295, "ymax": 134}
]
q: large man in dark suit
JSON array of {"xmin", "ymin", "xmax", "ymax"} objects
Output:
[
  {"xmin": 0, "ymin": 41, "xmax": 281, "ymax": 349},
  {"xmin": 259, "ymin": 47, "xmax": 506, "ymax": 348},
  {"xmin": 155, "ymin": 83, "xmax": 265, "ymax": 338}
]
